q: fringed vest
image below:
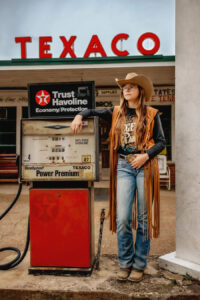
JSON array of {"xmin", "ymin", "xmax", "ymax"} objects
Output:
[{"xmin": 109, "ymin": 106, "xmax": 160, "ymax": 239}]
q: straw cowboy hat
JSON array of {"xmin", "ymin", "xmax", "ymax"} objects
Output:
[{"xmin": 115, "ymin": 72, "xmax": 154, "ymax": 101}]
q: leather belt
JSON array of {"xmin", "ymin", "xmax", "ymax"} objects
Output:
[
  {"xmin": 119, "ymin": 151, "xmax": 142, "ymax": 162},
  {"xmin": 119, "ymin": 154, "xmax": 128, "ymax": 160}
]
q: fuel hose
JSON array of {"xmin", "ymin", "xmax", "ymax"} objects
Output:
[
  {"xmin": 0, "ymin": 183, "xmax": 22, "ymax": 220},
  {"xmin": 0, "ymin": 183, "xmax": 30, "ymax": 270}
]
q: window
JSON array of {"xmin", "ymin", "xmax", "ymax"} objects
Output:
[{"xmin": 0, "ymin": 107, "xmax": 16, "ymax": 154}]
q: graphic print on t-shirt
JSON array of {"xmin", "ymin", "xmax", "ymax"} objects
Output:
[{"xmin": 121, "ymin": 116, "xmax": 137, "ymax": 153}]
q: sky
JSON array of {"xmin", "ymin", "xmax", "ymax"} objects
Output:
[{"xmin": 0, "ymin": 0, "xmax": 175, "ymax": 60}]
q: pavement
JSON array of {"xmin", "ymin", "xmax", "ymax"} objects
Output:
[{"xmin": 0, "ymin": 183, "xmax": 200, "ymax": 300}]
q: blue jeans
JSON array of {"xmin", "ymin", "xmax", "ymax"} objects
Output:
[{"xmin": 116, "ymin": 158, "xmax": 150, "ymax": 271}]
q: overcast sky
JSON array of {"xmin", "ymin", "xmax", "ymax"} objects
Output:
[{"xmin": 0, "ymin": 0, "xmax": 175, "ymax": 60}]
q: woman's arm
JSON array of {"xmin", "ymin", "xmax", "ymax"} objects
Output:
[
  {"xmin": 70, "ymin": 107, "xmax": 114, "ymax": 134},
  {"xmin": 146, "ymin": 112, "xmax": 166, "ymax": 159},
  {"xmin": 78, "ymin": 107, "xmax": 114, "ymax": 123}
]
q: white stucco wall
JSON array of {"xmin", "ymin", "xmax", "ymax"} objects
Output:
[{"xmin": 175, "ymin": 0, "xmax": 200, "ymax": 264}]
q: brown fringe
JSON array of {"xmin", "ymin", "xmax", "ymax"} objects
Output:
[
  {"xmin": 143, "ymin": 157, "xmax": 160, "ymax": 239},
  {"xmin": 109, "ymin": 107, "xmax": 119, "ymax": 233},
  {"xmin": 153, "ymin": 157, "xmax": 160, "ymax": 237}
]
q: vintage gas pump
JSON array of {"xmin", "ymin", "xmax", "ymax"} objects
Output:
[
  {"xmin": 19, "ymin": 81, "xmax": 100, "ymax": 276},
  {"xmin": 20, "ymin": 117, "xmax": 99, "ymax": 275}
]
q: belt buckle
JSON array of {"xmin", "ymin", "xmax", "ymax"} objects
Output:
[{"xmin": 126, "ymin": 154, "xmax": 137, "ymax": 163}]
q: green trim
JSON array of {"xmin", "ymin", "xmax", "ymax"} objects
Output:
[{"xmin": 0, "ymin": 55, "xmax": 175, "ymax": 66}]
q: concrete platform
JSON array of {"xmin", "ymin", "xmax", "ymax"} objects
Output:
[
  {"xmin": 159, "ymin": 252, "xmax": 200, "ymax": 281},
  {"xmin": 0, "ymin": 184, "xmax": 200, "ymax": 299}
]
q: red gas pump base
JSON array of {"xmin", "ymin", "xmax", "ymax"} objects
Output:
[
  {"xmin": 29, "ymin": 188, "xmax": 95, "ymax": 276},
  {"xmin": 28, "ymin": 265, "xmax": 94, "ymax": 276}
]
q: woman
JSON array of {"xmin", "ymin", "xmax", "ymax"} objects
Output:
[{"xmin": 71, "ymin": 72, "xmax": 166, "ymax": 282}]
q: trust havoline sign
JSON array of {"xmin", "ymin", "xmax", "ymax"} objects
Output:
[{"xmin": 28, "ymin": 81, "xmax": 95, "ymax": 118}]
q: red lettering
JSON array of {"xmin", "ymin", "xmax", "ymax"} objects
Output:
[
  {"xmin": 111, "ymin": 33, "xmax": 129, "ymax": 56},
  {"xmin": 39, "ymin": 36, "xmax": 52, "ymax": 58},
  {"xmin": 15, "ymin": 36, "xmax": 32, "ymax": 59},
  {"xmin": 59, "ymin": 36, "xmax": 77, "ymax": 58},
  {"xmin": 84, "ymin": 35, "xmax": 107, "ymax": 58},
  {"xmin": 15, "ymin": 32, "xmax": 161, "ymax": 59},
  {"xmin": 137, "ymin": 32, "xmax": 160, "ymax": 55}
]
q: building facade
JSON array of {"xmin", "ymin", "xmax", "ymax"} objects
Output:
[{"xmin": 0, "ymin": 55, "xmax": 175, "ymax": 185}]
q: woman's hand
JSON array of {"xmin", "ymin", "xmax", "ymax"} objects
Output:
[
  {"xmin": 70, "ymin": 115, "xmax": 83, "ymax": 134},
  {"xmin": 130, "ymin": 153, "xmax": 149, "ymax": 169}
]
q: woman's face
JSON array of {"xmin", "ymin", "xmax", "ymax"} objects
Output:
[{"xmin": 122, "ymin": 83, "xmax": 139, "ymax": 105}]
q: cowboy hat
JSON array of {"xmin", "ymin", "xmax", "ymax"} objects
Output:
[{"xmin": 115, "ymin": 72, "xmax": 154, "ymax": 101}]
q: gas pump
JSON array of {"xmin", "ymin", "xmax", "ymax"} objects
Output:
[
  {"xmin": 0, "ymin": 81, "xmax": 104, "ymax": 275},
  {"xmin": 20, "ymin": 117, "xmax": 99, "ymax": 275}
]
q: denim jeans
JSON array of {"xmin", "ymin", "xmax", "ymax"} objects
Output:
[{"xmin": 116, "ymin": 157, "xmax": 150, "ymax": 271}]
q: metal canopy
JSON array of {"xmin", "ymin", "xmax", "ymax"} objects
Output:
[{"xmin": 0, "ymin": 56, "xmax": 175, "ymax": 88}]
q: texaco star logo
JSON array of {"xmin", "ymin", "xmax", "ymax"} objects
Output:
[
  {"xmin": 35, "ymin": 90, "xmax": 50, "ymax": 106},
  {"xmin": 32, "ymin": 194, "xmax": 59, "ymax": 221}
]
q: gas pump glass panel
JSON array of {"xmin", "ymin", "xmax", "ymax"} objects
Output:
[{"xmin": 21, "ymin": 118, "xmax": 99, "ymax": 181}]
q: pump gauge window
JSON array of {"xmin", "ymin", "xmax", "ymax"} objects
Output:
[{"xmin": 21, "ymin": 118, "xmax": 99, "ymax": 181}]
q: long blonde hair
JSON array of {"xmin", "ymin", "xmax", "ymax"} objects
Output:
[{"xmin": 112, "ymin": 86, "xmax": 147, "ymax": 150}]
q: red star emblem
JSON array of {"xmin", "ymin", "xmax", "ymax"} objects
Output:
[{"xmin": 35, "ymin": 90, "xmax": 50, "ymax": 106}]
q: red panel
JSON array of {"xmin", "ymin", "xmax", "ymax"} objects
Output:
[{"xmin": 30, "ymin": 189, "xmax": 91, "ymax": 267}]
